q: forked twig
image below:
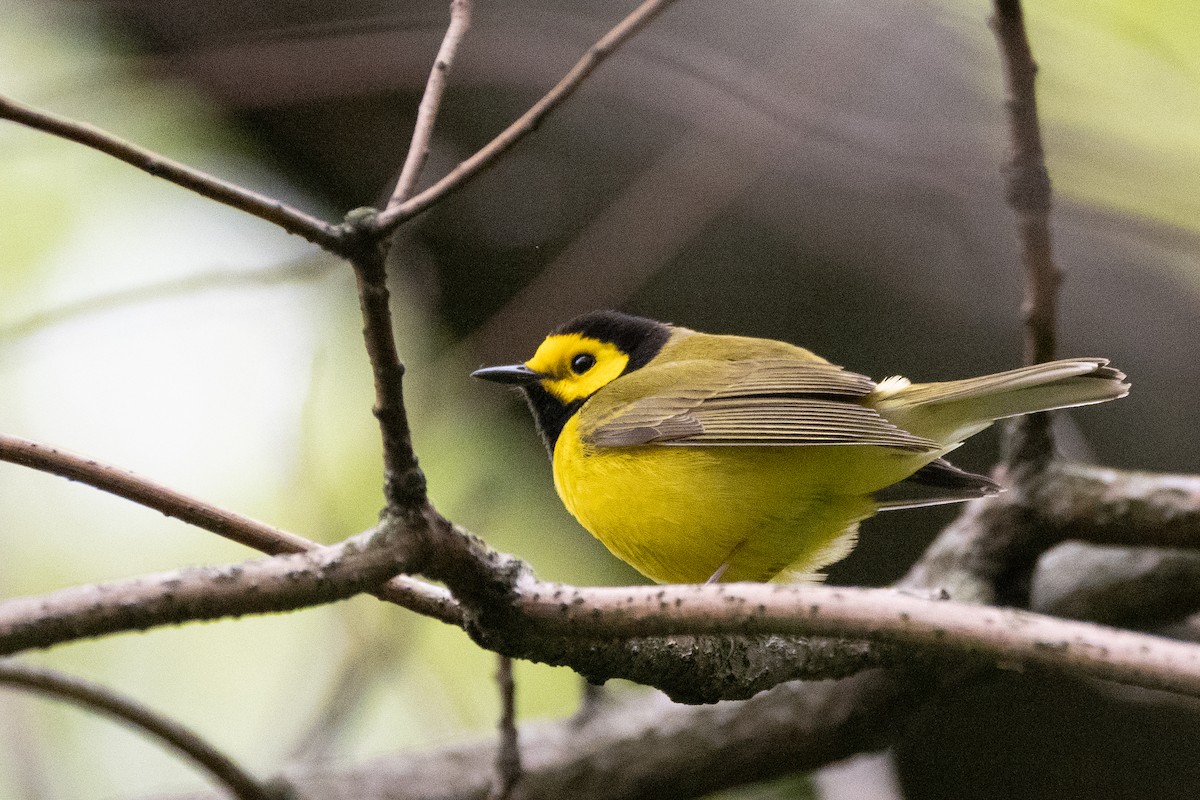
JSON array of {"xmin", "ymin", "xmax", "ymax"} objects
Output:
[
  {"xmin": 372, "ymin": 0, "xmax": 684, "ymax": 233},
  {"xmin": 356, "ymin": 0, "xmax": 685, "ymax": 514}
]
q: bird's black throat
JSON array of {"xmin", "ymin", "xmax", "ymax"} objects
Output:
[
  {"xmin": 521, "ymin": 384, "xmax": 584, "ymax": 456},
  {"xmin": 526, "ymin": 310, "xmax": 672, "ymax": 456}
]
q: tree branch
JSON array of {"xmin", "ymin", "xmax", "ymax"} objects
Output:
[
  {"xmin": 0, "ymin": 94, "xmax": 342, "ymax": 252},
  {"xmin": 10, "ymin": 440, "xmax": 1200, "ymax": 702},
  {"xmin": 371, "ymin": 0, "xmax": 685, "ymax": 234},
  {"xmin": 0, "ymin": 661, "xmax": 275, "ymax": 800},
  {"xmin": 0, "ymin": 520, "xmax": 415, "ymax": 656},
  {"xmin": 199, "ymin": 463, "xmax": 1200, "ymax": 800},
  {"xmin": 487, "ymin": 654, "xmax": 522, "ymax": 800},
  {"xmin": 1030, "ymin": 463, "xmax": 1200, "ymax": 549},
  {"xmin": 991, "ymin": 0, "xmax": 1062, "ymax": 468},
  {"xmin": 1032, "ymin": 543, "xmax": 1200, "ymax": 627},
  {"xmin": 507, "ymin": 582, "xmax": 1200, "ymax": 698},
  {"xmin": 339, "ymin": 217, "xmax": 428, "ymax": 511},
  {"xmin": 388, "ymin": 0, "xmax": 473, "ymax": 207},
  {"xmin": 0, "ymin": 433, "xmax": 461, "ymax": 625},
  {"xmin": 414, "ymin": 462, "xmax": 1200, "ymax": 702},
  {"xmin": 278, "ymin": 669, "xmax": 923, "ymax": 800}
]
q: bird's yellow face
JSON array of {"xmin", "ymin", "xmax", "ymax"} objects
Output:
[
  {"xmin": 472, "ymin": 310, "xmax": 673, "ymax": 453},
  {"xmin": 524, "ymin": 333, "xmax": 630, "ymax": 405}
]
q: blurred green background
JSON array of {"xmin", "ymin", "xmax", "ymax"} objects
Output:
[{"xmin": 1, "ymin": 1, "xmax": 1197, "ymax": 798}]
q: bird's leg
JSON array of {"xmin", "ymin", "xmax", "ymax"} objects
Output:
[
  {"xmin": 705, "ymin": 539, "xmax": 749, "ymax": 583},
  {"xmin": 705, "ymin": 562, "xmax": 731, "ymax": 584}
]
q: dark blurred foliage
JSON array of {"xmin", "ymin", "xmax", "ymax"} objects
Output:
[{"xmin": 76, "ymin": 0, "xmax": 1200, "ymax": 796}]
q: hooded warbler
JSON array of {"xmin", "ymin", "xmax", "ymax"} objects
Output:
[{"xmin": 473, "ymin": 311, "xmax": 1128, "ymax": 584}]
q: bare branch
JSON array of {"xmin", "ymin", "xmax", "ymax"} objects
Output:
[
  {"xmin": 991, "ymin": 0, "xmax": 1062, "ymax": 467},
  {"xmin": 1030, "ymin": 463, "xmax": 1200, "ymax": 550},
  {"xmin": 0, "ymin": 433, "xmax": 313, "ymax": 553},
  {"xmin": 388, "ymin": 0, "xmax": 473, "ymax": 207},
  {"xmin": 0, "ymin": 433, "xmax": 461, "ymax": 625},
  {"xmin": 252, "ymin": 657, "xmax": 1200, "ymax": 800},
  {"xmin": 217, "ymin": 461, "xmax": 1200, "ymax": 800},
  {"xmin": 0, "ymin": 94, "xmax": 342, "ymax": 252},
  {"xmin": 340, "ymin": 227, "xmax": 427, "ymax": 510},
  {"xmin": 8, "ymin": 425, "xmax": 1200, "ymax": 701},
  {"xmin": 280, "ymin": 669, "xmax": 920, "ymax": 800},
  {"xmin": 511, "ymin": 582, "xmax": 1200, "ymax": 698},
  {"xmin": 372, "ymin": 0, "xmax": 685, "ymax": 234},
  {"xmin": 0, "ymin": 520, "xmax": 414, "ymax": 657},
  {"xmin": 403, "ymin": 464, "xmax": 1200, "ymax": 702},
  {"xmin": 488, "ymin": 654, "xmax": 522, "ymax": 800},
  {"xmin": 1032, "ymin": 543, "xmax": 1200, "ymax": 627},
  {"xmin": 0, "ymin": 661, "xmax": 274, "ymax": 800},
  {"xmin": 904, "ymin": 463, "xmax": 1200, "ymax": 609},
  {"xmin": 346, "ymin": 1, "xmax": 687, "ymax": 506}
]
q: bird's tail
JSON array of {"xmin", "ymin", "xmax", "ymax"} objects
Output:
[{"xmin": 873, "ymin": 358, "xmax": 1129, "ymax": 445}]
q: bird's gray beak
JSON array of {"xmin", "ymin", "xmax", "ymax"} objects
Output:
[{"xmin": 471, "ymin": 364, "xmax": 543, "ymax": 385}]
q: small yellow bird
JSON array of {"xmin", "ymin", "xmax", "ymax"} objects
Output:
[{"xmin": 473, "ymin": 311, "xmax": 1128, "ymax": 584}]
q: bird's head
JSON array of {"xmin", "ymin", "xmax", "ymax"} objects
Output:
[{"xmin": 472, "ymin": 310, "xmax": 672, "ymax": 452}]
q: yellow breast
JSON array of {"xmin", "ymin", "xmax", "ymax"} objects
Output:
[{"xmin": 551, "ymin": 413, "xmax": 924, "ymax": 583}]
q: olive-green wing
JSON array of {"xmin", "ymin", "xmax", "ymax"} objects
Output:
[
  {"xmin": 698, "ymin": 358, "xmax": 876, "ymax": 398},
  {"xmin": 582, "ymin": 359, "xmax": 939, "ymax": 452}
]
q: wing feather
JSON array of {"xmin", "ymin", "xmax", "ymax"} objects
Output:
[
  {"xmin": 582, "ymin": 359, "xmax": 938, "ymax": 452},
  {"xmin": 702, "ymin": 360, "xmax": 876, "ymax": 398}
]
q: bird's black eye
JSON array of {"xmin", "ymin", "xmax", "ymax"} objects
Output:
[{"xmin": 570, "ymin": 353, "xmax": 597, "ymax": 374}]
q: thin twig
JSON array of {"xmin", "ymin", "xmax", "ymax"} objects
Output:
[
  {"xmin": 0, "ymin": 94, "xmax": 342, "ymax": 252},
  {"xmin": 991, "ymin": 0, "xmax": 1062, "ymax": 467},
  {"xmin": 388, "ymin": 0, "xmax": 473, "ymax": 207},
  {"xmin": 0, "ymin": 433, "xmax": 461, "ymax": 625},
  {"xmin": 0, "ymin": 433, "xmax": 313, "ymax": 552},
  {"xmin": 372, "ymin": 0, "xmax": 684, "ymax": 234},
  {"xmin": 0, "ymin": 661, "xmax": 274, "ymax": 800},
  {"xmin": 488, "ymin": 655, "xmax": 522, "ymax": 800}
]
